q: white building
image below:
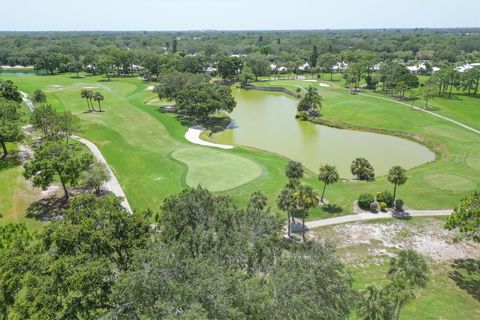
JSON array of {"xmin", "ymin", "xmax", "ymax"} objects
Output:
[
  {"xmin": 332, "ymin": 62, "xmax": 348, "ymax": 72},
  {"xmin": 456, "ymin": 63, "xmax": 480, "ymax": 73},
  {"xmin": 298, "ymin": 62, "xmax": 310, "ymax": 71}
]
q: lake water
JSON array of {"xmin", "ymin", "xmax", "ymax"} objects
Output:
[{"xmin": 211, "ymin": 88, "xmax": 435, "ymax": 178}]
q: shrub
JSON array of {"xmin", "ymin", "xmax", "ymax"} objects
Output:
[
  {"xmin": 296, "ymin": 87, "xmax": 302, "ymax": 93},
  {"xmin": 395, "ymin": 199, "xmax": 404, "ymax": 210},
  {"xmin": 358, "ymin": 193, "xmax": 375, "ymax": 210},
  {"xmin": 376, "ymin": 191, "xmax": 393, "ymax": 207},
  {"xmin": 379, "ymin": 202, "xmax": 387, "ymax": 211},
  {"xmin": 370, "ymin": 201, "xmax": 379, "ymax": 212}
]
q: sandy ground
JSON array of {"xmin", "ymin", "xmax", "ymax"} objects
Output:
[
  {"xmin": 314, "ymin": 218, "xmax": 480, "ymax": 264},
  {"xmin": 319, "ymin": 83, "xmax": 331, "ymax": 87},
  {"xmin": 185, "ymin": 126, "xmax": 233, "ymax": 150}
]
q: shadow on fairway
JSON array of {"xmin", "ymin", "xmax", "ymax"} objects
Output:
[
  {"xmin": 0, "ymin": 154, "xmax": 20, "ymax": 172},
  {"xmin": 449, "ymin": 258, "xmax": 480, "ymax": 301},
  {"xmin": 26, "ymin": 196, "xmax": 68, "ymax": 221},
  {"xmin": 321, "ymin": 204, "xmax": 343, "ymax": 214}
]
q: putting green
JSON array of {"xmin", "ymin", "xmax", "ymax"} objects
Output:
[
  {"xmin": 171, "ymin": 148, "xmax": 263, "ymax": 192},
  {"xmin": 423, "ymin": 174, "xmax": 476, "ymax": 192}
]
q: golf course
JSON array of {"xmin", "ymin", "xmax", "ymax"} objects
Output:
[{"xmin": 1, "ymin": 71, "xmax": 479, "ymax": 226}]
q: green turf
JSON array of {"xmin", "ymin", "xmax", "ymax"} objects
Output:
[
  {"xmin": 171, "ymin": 147, "xmax": 263, "ymax": 191},
  {"xmin": 1, "ymin": 73, "xmax": 479, "ymax": 223}
]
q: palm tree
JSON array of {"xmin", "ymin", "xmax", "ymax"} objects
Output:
[
  {"xmin": 318, "ymin": 164, "xmax": 339, "ymax": 203},
  {"xmin": 297, "ymin": 85, "xmax": 322, "ymax": 112},
  {"xmin": 292, "ymin": 184, "xmax": 319, "ymax": 241},
  {"xmin": 351, "ymin": 157, "xmax": 375, "ymax": 181},
  {"xmin": 387, "ymin": 250, "xmax": 429, "ymax": 320},
  {"xmin": 357, "ymin": 284, "xmax": 393, "ymax": 320},
  {"xmin": 386, "ymin": 279, "xmax": 415, "ymax": 320},
  {"xmin": 277, "ymin": 186, "xmax": 295, "ymax": 238},
  {"xmin": 387, "ymin": 166, "xmax": 407, "ymax": 205},
  {"xmin": 93, "ymin": 92, "xmax": 104, "ymax": 112},
  {"xmin": 285, "ymin": 160, "xmax": 303, "ymax": 181},
  {"xmin": 387, "ymin": 249, "xmax": 429, "ymax": 288},
  {"xmin": 81, "ymin": 89, "xmax": 91, "ymax": 112},
  {"xmin": 87, "ymin": 90, "xmax": 95, "ymax": 111}
]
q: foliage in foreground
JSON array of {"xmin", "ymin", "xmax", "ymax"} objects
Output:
[
  {"xmin": 445, "ymin": 190, "xmax": 480, "ymax": 242},
  {"xmin": 0, "ymin": 188, "xmax": 354, "ymax": 319}
]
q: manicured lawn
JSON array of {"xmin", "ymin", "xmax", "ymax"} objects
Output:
[
  {"xmin": 351, "ymin": 263, "xmax": 480, "ymax": 320},
  {"xmin": 171, "ymin": 147, "xmax": 264, "ymax": 192},
  {"xmin": 0, "ymin": 143, "xmax": 43, "ymax": 230},
  {"xmin": 1, "ymin": 73, "xmax": 479, "ymax": 224}
]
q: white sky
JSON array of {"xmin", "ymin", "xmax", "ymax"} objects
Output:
[{"xmin": 1, "ymin": 0, "xmax": 479, "ymax": 31}]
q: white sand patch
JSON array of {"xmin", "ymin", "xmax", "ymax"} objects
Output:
[
  {"xmin": 319, "ymin": 83, "xmax": 331, "ymax": 87},
  {"xmin": 146, "ymin": 85, "xmax": 155, "ymax": 91},
  {"xmin": 185, "ymin": 126, "xmax": 233, "ymax": 150},
  {"xmin": 330, "ymin": 220, "xmax": 480, "ymax": 262},
  {"xmin": 302, "ymin": 80, "xmax": 318, "ymax": 82},
  {"xmin": 82, "ymin": 86, "xmax": 98, "ymax": 89},
  {"xmin": 41, "ymin": 185, "xmax": 59, "ymax": 197}
]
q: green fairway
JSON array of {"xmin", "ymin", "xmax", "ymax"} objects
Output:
[
  {"xmin": 1, "ymin": 73, "xmax": 479, "ymax": 224},
  {"xmin": 171, "ymin": 147, "xmax": 263, "ymax": 191}
]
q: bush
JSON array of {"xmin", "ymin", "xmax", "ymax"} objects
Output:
[
  {"xmin": 395, "ymin": 199, "xmax": 404, "ymax": 210},
  {"xmin": 358, "ymin": 193, "xmax": 375, "ymax": 210},
  {"xmin": 379, "ymin": 202, "xmax": 387, "ymax": 211},
  {"xmin": 370, "ymin": 201, "xmax": 379, "ymax": 212},
  {"xmin": 376, "ymin": 191, "xmax": 393, "ymax": 207}
]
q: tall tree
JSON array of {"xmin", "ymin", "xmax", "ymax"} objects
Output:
[
  {"xmin": 0, "ymin": 98, "xmax": 22, "ymax": 159},
  {"xmin": 285, "ymin": 160, "xmax": 304, "ymax": 181},
  {"xmin": 351, "ymin": 157, "xmax": 375, "ymax": 181},
  {"xmin": 277, "ymin": 185, "xmax": 296, "ymax": 238},
  {"xmin": 0, "ymin": 80, "xmax": 22, "ymax": 103},
  {"xmin": 387, "ymin": 250, "xmax": 429, "ymax": 320},
  {"xmin": 246, "ymin": 53, "xmax": 270, "ymax": 81},
  {"xmin": 32, "ymin": 89, "xmax": 47, "ymax": 106},
  {"xmin": 292, "ymin": 184, "xmax": 319, "ymax": 241},
  {"xmin": 357, "ymin": 284, "xmax": 393, "ymax": 320},
  {"xmin": 318, "ymin": 164, "xmax": 339, "ymax": 203},
  {"xmin": 83, "ymin": 160, "xmax": 110, "ymax": 195},
  {"xmin": 93, "ymin": 91, "xmax": 105, "ymax": 112},
  {"xmin": 23, "ymin": 140, "xmax": 92, "ymax": 200},
  {"xmin": 318, "ymin": 53, "xmax": 338, "ymax": 80},
  {"xmin": 172, "ymin": 39, "xmax": 178, "ymax": 53},
  {"xmin": 81, "ymin": 89, "xmax": 92, "ymax": 112},
  {"xmin": 310, "ymin": 45, "xmax": 319, "ymax": 68},
  {"xmin": 297, "ymin": 86, "xmax": 322, "ymax": 112},
  {"xmin": 445, "ymin": 190, "xmax": 480, "ymax": 242},
  {"xmin": 387, "ymin": 166, "xmax": 407, "ymax": 205},
  {"xmin": 175, "ymin": 83, "xmax": 236, "ymax": 120}
]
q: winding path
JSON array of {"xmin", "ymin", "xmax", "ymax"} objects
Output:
[
  {"xmin": 21, "ymin": 92, "xmax": 133, "ymax": 213},
  {"xmin": 305, "ymin": 209, "xmax": 452, "ymax": 230},
  {"xmin": 185, "ymin": 126, "xmax": 233, "ymax": 149},
  {"xmin": 358, "ymin": 93, "xmax": 480, "ymax": 135}
]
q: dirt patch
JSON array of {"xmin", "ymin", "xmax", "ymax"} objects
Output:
[{"xmin": 314, "ymin": 218, "xmax": 480, "ymax": 264}]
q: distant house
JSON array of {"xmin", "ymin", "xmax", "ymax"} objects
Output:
[
  {"xmin": 406, "ymin": 63, "xmax": 439, "ymax": 75},
  {"xmin": 270, "ymin": 63, "xmax": 277, "ymax": 70},
  {"xmin": 298, "ymin": 62, "xmax": 310, "ymax": 72},
  {"xmin": 332, "ymin": 62, "xmax": 348, "ymax": 72},
  {"xmin": 277, "ymin": 66, "xmax": 288, "ymax": 73},
  {"xmin": 456, "ymin": 63, "xmax": 480, "ymax": 73},
  {"xmin": 204, "ymin": 66, "xmax": 217, "ymax": 74}
]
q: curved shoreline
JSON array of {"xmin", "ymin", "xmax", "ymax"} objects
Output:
[{"xmin": 185, "ymin": 126, "xmax": 234, "ymax": 150}]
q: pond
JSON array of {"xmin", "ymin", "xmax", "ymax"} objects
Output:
[{"xmin": 211, "ymin": 88, "xmax": 435, "ymax": 178}]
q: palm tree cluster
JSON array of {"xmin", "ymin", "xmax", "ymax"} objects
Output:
[
  {"xmin": 80, "ymin": 89, "xmax": 105, "ymax": 112},
  {"xmin": 357, "ymin": 249, "xmax": 429, "ymax": 320},
  {"xmin": 277, "ymin": 160, "xmax": 340, "ymax": 241},
  {"xmin": 297, "ymin": 85, "xmax": 322, "ymax": 114}
]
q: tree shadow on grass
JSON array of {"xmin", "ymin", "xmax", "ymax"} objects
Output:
[
  {"xmin": 155, "ymin": 107, "xmax": 232, "ymax": 134},
  {"xmin": 321, "ymin": 204, "xmax": 343, "ymax": 214},
  {"xmin": 25, "ymin": 196, "xmax": 68, "ymax": 222},
  {"xmin": 0, "ymin": 153, "xmax": 20, "ymax": 172},
  {"xmin": 449, "ymin": 258, "xmax": 480, "ymax": 301}
]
